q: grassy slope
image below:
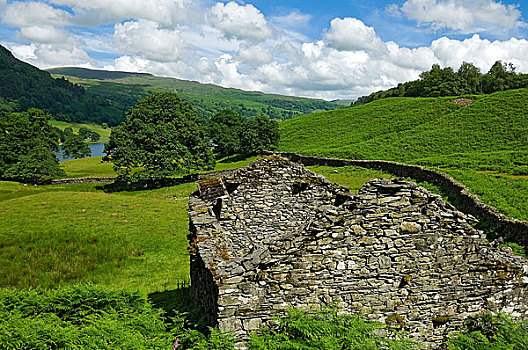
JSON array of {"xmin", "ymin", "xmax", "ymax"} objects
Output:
[
  {"xmin": 50, "ymin": 120, "xmax": 112, "ymax": 141},
  {"xmin": 280, "ymin": 89, "xmax": 528, "ymax": 220},
  {"xmin": 60, "ymin": 156, "xmax": 116, "ymax": 178}
]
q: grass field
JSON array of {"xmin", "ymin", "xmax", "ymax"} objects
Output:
[
  {"xmin": 60, "ymin": 156, "xmax": 116, "ymax": 178},
  {"xmin": 50, "ymin": 120, "xmax": 112, "ymax": 141},
  {"xmin": 280, "ymin": 89, "xmax": 528, "ymax": 222},
  {"xmin": 0, "ymin": 156, "xmax": 395, "ymax": 294}
]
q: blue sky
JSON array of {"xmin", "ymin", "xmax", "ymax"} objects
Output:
[{"xmin": 1, "ymin": 0, "xmax": 528, "ymax": 99}]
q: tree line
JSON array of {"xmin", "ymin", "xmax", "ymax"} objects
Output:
[
  {"xmin": 354, "ymin": 61, "xmax": 528, "ymax": 105},
  {"xmin": 1, "ymin": 91, "xmax": 279, "ymax": 183},
  {"xmin": 105, "ymin": 92, "xmax": 279, "ymax": 182}
]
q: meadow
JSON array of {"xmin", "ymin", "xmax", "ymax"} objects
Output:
[{"xmin": 280, "ymin": 89, "xmax": 528, "ymax": 222}]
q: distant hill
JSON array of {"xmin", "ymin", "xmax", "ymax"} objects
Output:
[
  {"xmin": 48, "ymin": 67, "xmax": 341, "ymax": 121},
  {"xmin": 0, "ymin": 45, "xmax": 85, "ymax": 117},
  {"xmin": 280, "ymin": 89, "xmax": 528, "ymax": 174}
]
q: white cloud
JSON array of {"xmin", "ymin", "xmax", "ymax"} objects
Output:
[
  {"xmin": 208, "ymin": 1, "xmax": 272, "ymax": 42},
  {"xmin": 1, "ymin": 2, "xmax": 72, "ymax": 27},
  {"xmin": 50, "ymin": 0, "xmax": 191, "ymax": 26},
  {"xmin": 9, "ymin": 42, "xmax": 95, "ymax": 68},
  {"xmin": 324, "ymin": 18, "xmax": 385, "ymax": 53},
  {"xmin": 17, "ymin": 26, "xmax": 70, "ymax": 44},
  {"xmin": 114, "ymin": 20, "xmax": 187, "ymax": 62},
  {"xmin": 238, "ymin": 44, "xmax": 273, "ymax": 66},
  {"xmin": 397, "ymin": 0, "xmax": 522, "ymax": 33},
  {"xmin": 270, "ymin": 10, "xmax": 312, "ymax": 30},
  {"xmin": 430, "ymin": 34, "xmax": 528, "ymax": 72}
]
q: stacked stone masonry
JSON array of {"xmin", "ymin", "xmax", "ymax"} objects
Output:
[{"xmin": 188, "ymin": 156, "xmax": 528, "ymax": 348}]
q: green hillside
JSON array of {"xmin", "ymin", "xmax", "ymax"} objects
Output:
[
  {"xmin": 280, "ymin": 89, "xmax": 528, "ymax": 220},
  {"xmin": 48, "ymin": 67, "xmax": 340, "ymax": 121}
]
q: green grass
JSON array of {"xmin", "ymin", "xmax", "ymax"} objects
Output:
[
  {"xmin": 60, "ymin": 156, "xmax": 116, "ymax": 178},
  {"xmin": 307, "ymin": 165, "xmax": 392, "ymax": 193},
  {"xmin": 49, "ymin": 120, "xmax": 111, "ymax": 141},
  {"xmin": 443, "ymin": 168, "xmax": 528, "ymax": 221},
  {"xmin": 279, "ymin": 89, "xmax": 528, "ymax": 221},
  {"xmin": 0, "ymin": 155, "xmax": 268, "ymax": 294},
  {"xmin": 0, "ymin": 180, "xmax": 194, "ymax": 293}
]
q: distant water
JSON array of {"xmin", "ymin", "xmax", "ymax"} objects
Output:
[{"xmin": 55, "ymin": 143, "xmax": 106, "ymax": 162}]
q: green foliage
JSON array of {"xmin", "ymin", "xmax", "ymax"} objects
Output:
[
  {"xmin": 355, "ymin": 61, "xmax": 528, "ymax": 105},
  {"xmin": 249, "ymin": 307, "xmax": 418, "ymax": 350},
  {"xmin": 447, "ymin": 312, "xmax": 528, "ymax": 350},
  {"xmin": 63, "ymin": 134, "xmax": 92, "ymax": 159},
  {"xmin": 208, "ymin": 110, "xmax": 280, "ymax": 157},
  {"xmin": 207, "ymin": 109, "xmax": 246, "ymax": 157},
  {"xmin": 241, "ymin": 115, "xmax": 280, "ymax": 156},
  {"xmin": 78, "ymin": 126, "xmax": 101, "ymax": 141},
  {"xmin": 0, "ymin": 108, "xmax": 65, "ymax": 183},
  {"xmin": 499, "ymin": 242, "xmax": 527, "ymax": 258},
  {"xmin": 106, "ymin": 92, "xmax": 215, "ymax": 180},
  {"xmin": 0, "ymin": 285, "xmax": 179, "ymax": 349}
]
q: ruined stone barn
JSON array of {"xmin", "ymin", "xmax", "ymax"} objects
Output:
[{"xmin": 187, "ymin": 156, "xmax": 528, "ymax": 347}]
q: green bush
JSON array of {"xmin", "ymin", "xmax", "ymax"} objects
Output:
[
  {"xmin": 249, "ymin": 307, "xmax": 418, "ymax": 350},
  {"xmin": 447, "ymin": 312, "xmax": 528, "ymax": 350},
  {"xmin": 0, "ymin": 285, "xmax": 179, "ymax": 349}
]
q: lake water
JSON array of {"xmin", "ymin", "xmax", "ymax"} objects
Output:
[{"xmin": 55, "ymin": 143, "xmax": 106, "ymax": 162}]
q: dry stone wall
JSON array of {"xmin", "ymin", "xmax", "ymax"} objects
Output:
[{"xmin": 188, "ymin": 156, "xmax": 528, "ymax": 348}]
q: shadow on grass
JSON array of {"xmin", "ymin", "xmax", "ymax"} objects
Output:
[
  {"xmin": 218, "ymin": 154, "xmax": 249, "ymax": 163},
  {"xmin": 148, "ymin": 284, "xmax": 208, "ymax": 334}
]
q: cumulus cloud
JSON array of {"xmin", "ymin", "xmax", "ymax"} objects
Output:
[
  {"xmin": 50, "ymin": 0, "xmax": 191, "ymax": 26},
  {"xmin": 9, "ymin": 42, "xmax": 95, "ymax": 68},
  {"xmin": 17, "ymin": 26, "xmax": 71, "ymax": 44},
  {"xmin": 114, "ymin": 20, "xmax": 187, "ymax": 62},
  {"xmin": 238, "ymin": 44, "xmax": 273, "ymax": 66},
  {"xmin": 430, "ymin": 34, "xmax": 528, "ymax": 72},
  {"xmin": 3, "ymin": 1, "xmax": 528, "ymax": 100},
  {"xmin": 324, "ymin": 18, "xmax": 385, "ymax": 53},
  {"xmin": 208, "ymin": 1, "xmax": 272, "ymax": 42},
  {"xmin": 1, "ymin": 2, "xmax": 72, "ymax": 27},
  {"xmin": 394, "ymin": 0, "xmax": 522, "ymax": 33}
]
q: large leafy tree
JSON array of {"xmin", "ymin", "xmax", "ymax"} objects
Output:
[
  {"xmin": 63, "ymin": 134, "xmax": 91, "ymax": 159},
  {"xmin": 105, "ymin": 92, "xmax": 214, "ymax": 180},
  {"xmin": 240, "ymin": 115, "xmax": 280, "ymax": 156},
  {"xmin": 207, "ymin": 109, "xmax": 246, "ymax": 157},
  {"xmin": 0, "ymin": 108, "xmax": 65, "ymax": 182}
]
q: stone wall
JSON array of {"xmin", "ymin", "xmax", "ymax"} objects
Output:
[
  {"xmin": 188, "ymin": 156, "xmax": 528, "ymax": 348},
  {"xmin": 265, "ymin": 151, "xmax": 528, "ymax": 248}
]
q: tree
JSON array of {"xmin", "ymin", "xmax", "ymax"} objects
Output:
[
  {"xmin": 78, "ymin": 126, "xmax": 101, "ymax": 142},
  {"xmin": 457, "ymin": 62, "xmax": 481, "ymax": 94},
  {"xmin": 0, "ymin": 108, "xmax": 65, "ymax": 182},
  {"xmin": 105, "ymin": 92, "xmax": 214, "ymax": 180},
  {"xmin": 207, "ymin": 109, "xmax": 246, "ymax": 157},
  {"xmin": 63, "ymin": 134, "xmax": 91, "ymax": 159},
  {"xmin": 240, "ymin": 115, "xmax": 279, "ymax": 156}
]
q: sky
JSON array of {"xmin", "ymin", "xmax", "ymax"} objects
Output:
[{"xmin": 1, "ymin": 0, "xmax": 528, "ymax": 100}]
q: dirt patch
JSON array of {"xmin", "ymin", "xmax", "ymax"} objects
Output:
[{"xmin": 451, "ymin": 98, "xmax": 474, "ymax": 107}]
